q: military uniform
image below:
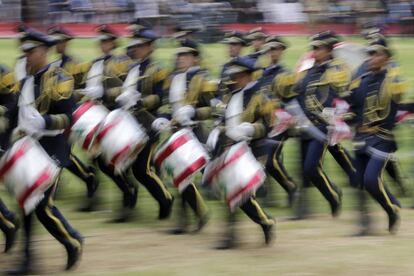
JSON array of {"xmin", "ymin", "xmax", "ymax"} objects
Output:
[
  {"xmin": 0, "ymin": 64, "xmax": 19, "ymax": 253},
  {"xmin": 274, "ymin": 32, "xmax": 351, "ymax": 217},
  {"xmin": 257, "ymin": 37, "xmax": 298, "ymax": 205},
  {"xmin": 115, "ymin": 27, "xmax": 174, "ymax": 219},
  {"xmin": 353, "ymin": 58, "xmax": 407, "ymax": 195},
  {"xmin": 160, "ymin": 40, "xmax": 213, "ymax": 233},
  {"xmin": 48, "ymin": 27, "xmax": 99, "ymax": 204},
  {"xmin": 81, "ymin": 26, "xmax": 137, "ymax": 219},
  {"xmin": 210, "ymin": 57, "xmax": 275, "ymax": 249},
  {"xmin": 11, "ymin": 30, "xmax": 83, "ymax": 273},
  {"xmin": 348, "ymin": 38, "xmax": 410, "ymax": 233}
]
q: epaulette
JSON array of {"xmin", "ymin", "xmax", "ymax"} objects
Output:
[
  {"xmin": 44, "ymin": 67, "xmax": 74, "ymax": 100},
  {"xmin": 202, "ymin": 79, "xmax": 218, "ymax": 93}
]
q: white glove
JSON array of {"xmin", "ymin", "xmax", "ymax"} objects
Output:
[
  {"xmin": 173, "ymin": 105, "xmax": 195, "ymax": 126},
  {"xmin": 151, "ymin": 118, "xmax": 171, "ymax": 132},
  {"xmin": 82, "ymin": 86, "xmax": 104, "ymax": 100},
  {"xmin": 226, "ymin": 122, "xmax": 255, "ymax": 142},
  {"xmin": 115, "ymin": 90, "xmax": 141, "ymax": 109},
  {"xmin": 206, "ymin": 127, "xmax": 221, "ymax": 152}
]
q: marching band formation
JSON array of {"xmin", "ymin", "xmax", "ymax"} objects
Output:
[{"xmin": 0, "ymin": 23, "xmax": 412, "ymax": 274}]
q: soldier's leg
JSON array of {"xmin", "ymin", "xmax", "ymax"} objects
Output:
[
  {"xmin": 35, "ymin": 185, "xmax": 83, "ymax": 270},
  {"xmin": 385, "ymin": 158, "xmax": 407, "ymax": 196},
  {"xmin": 363, "ymin": 156, "xmax": 401, "ymax": 233},
  {"xmin": 292, "ymin": 139, "xmax": 313, "ymax": 219},
  {"xmin": 181, "ymin": 183, "xmax": 209, "ymax": 231},
  {"xmin": 215, "ymin": 209, "xmax": 237, "ymax": 250},
  {"xmin": 265, "ymin": 140, "xmax": 297, "ymax": 206},
  {"xmin": 328, "ymin": 144, "xmax": 358, "ymax": 188},
  {"xmin": 303, "ymin": 139, "xmax": 342, "ymax": 217},
  {"xmin": 353, "ymin": 151, "xmax": 372, "ymax": 235},
  {"xmin": 131, "ymin": 142, "xmax": 173, "ymax": 219},
  {"xmin": 96, "ymin": 157, "xmax": 137, "ymax": 210},
  {"xmin": 66, "ymin": 153, "xmax": 99, "ymax": 198},
  {"xmin": 239, "ymin": 197, "xmax": 275, "ymax": 245},
  {"xmin": 0, "ymin": 199, "xmax": 19, "ymax": 252}
]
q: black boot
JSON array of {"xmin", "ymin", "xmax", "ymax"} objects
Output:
[
  {"xmin": 352, "ymin": 188, "xmax": 372, "ymax": 236},
  {"xmin": 159, "ymin": 196, "xmax": 174, "ymax": 220},
  {"xmin": 86, "ymin": 167, "xmax": 99, "ymax": 198},
  {"xmin": 388, "ymin": 211, "xmax": 400, "ymax": 234},
  {"xmin": 4, "ymin": 218, "xmax": 19, "ymax": 253},
  {"xmin": 129, "ymin": 185, "xmax": 138, "ymax": 209},
  {"xmin": 291, "ymin": 187, "xmax": 310, "ymax": 220},
  {"xmin": 194, "ymin": 212, "xmax": 209, "ymax": 233},
  {"xmin": 215, "ymin": 211, "xmax": 237, "ymax": 250},
  {"xmin": 287, "ymin": 186, "xmax": 297, "ymax": 209},
  {"xmin": 330, "ymin": 187, "xmax": 343, "ymax": 218},
  {"xmin": 262, "ymin": 223, "xmax": 275, "ymax": 245},
  {"xmin": 168, "ymin": 197, "xmax": 188, "ymax": 235},
  {"xmin": 66, "ymin": 238, "xmax": 83, "ymax": 270}
]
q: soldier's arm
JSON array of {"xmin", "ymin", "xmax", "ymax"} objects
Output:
[
  {"xmin": 271, "ymin": 71, "xmax": 298, "ymax": 103},
  {"xmin": 141, "ymin": 67, "xmax": 169, "ymax": 111},
  {"xmin": 42, "ymin": 71, "xmax": 75, "ymax": 130}
]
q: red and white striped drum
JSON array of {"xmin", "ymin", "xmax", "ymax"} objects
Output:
[
  {"xmin": 70, "ymin": 100, "xmax": 109, "ymax": 152},
  {"xmin": 0, "ymin": 137, "xmax": 60, "ymax": 214},
  {"xmin": 203, "ymin": 142, "xmax": 266, "ymax": 211},
  {"xmin": 94, "ymin": 109, "xmax": 148, "ymax": 174},
  {"xmin": 153, "ymin": 128, "xmax": 209, "ymax": 192}
]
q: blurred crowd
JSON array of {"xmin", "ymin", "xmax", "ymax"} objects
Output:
[{"xmin": 1, "ymin": 0, "xmax": 414, "ymax": 33}]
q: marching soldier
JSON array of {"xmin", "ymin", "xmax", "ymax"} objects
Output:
[
  {"xmin": 244, "ymin": 27, "xmax": 268, "ymax": 64},
  {"xmin": 258, "ymin": 36, "xmax": 298, "ymax": 206},
  {"xmin": 348, "ymin": 37, "xmax": 413, "ymax": 234},
  {"xmin": 208, "ymin": 57, "xmax": 275, "ymax": 249},
  {"xmin": 8, "ymin": 29, "xmax": 83, "ymax": 274},
  {"xmin": 274, "ymin": 31, "xmax": 351, "ymax": 218},
  {"xmin": 81, "ymin": 25, "xmax": 138, "ymax": 221},
  {"xmin": 0, "ymin": 64, "xmax": 19, "ymax": 253},
  {"xmin": 354, "ymin": 32, "xmax": 409, "ymax": 198},
  {"xmin": 220, "ymin": 31, "xmax": 247, "ymax": 80},
  {"xmin": 159, "ymin": 40, "xmax": 212, "ymax": 234},
  {"xmin": 114, "ymin": 26, "xmax": 174, "ymax": 220},
  {"xmin": 47, "ymin": 26, "xmax": 100, "ymax": 210}
]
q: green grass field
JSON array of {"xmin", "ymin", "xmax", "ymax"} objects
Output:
[{"xmin": 2, "ymin": 37, "xmax": 414, "ymax": 275}]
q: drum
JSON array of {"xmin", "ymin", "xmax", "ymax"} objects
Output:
[
  {"xmin": 0, "ymin": 137, "xmax": 60, "ymax": 214},
  {"xmin": 203, "ymin": 141, "xmax": 265, "ymax": 211},
  {"xmin": 70, "ymin": 100, "xmax": 109, "ymax": 151},
  {"xmin": 153, "ymin": 128, "xmax": 209, "ymax": 192},
  {"xmin": 94, "ymin": 108, "xmax": 148, "ymax": 174}
]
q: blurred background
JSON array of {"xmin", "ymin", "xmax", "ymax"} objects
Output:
[{"xmin": 1, "ymin": 0, "xmax": 414, "ymax": 40}]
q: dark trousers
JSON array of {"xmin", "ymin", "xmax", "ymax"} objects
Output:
[
  {"xmin": 301, "ymin": 139, "xmax": 341, "ymax": 207},
  {"xmin": 96, "ymin": 157, "xmax": 135, "ymax": 208},
  {"xmin": 354, "ymin": 151, "xmax": 401, "ymax": 217},
  {"xmin": 328, "ymin": 144, "xmax": 358, "ymax": 188},
  {"xmin": 178, "ymin": 183, "xmax": 208, "ymax": 219},
  {"xmin": 0, "ymin": 199, "xmax": 17, "ymax": 233},
  {"xmin": 239, "ymin": 197, "xmax": 274, "ymax": 227},
  {"xmin": 131, "ymin": 141, "xmax": 173, "ymax": 209},
  {"xmin": 266, "ymin": 140, "xmax": 297, "ymax": 193},
  {"xmin": 23, "ymin": 183, "xmax": 82, "ymax": 260},
  {"xmin": 66, "ymin": 153, "xmax": 96, "ymax": 197}
]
